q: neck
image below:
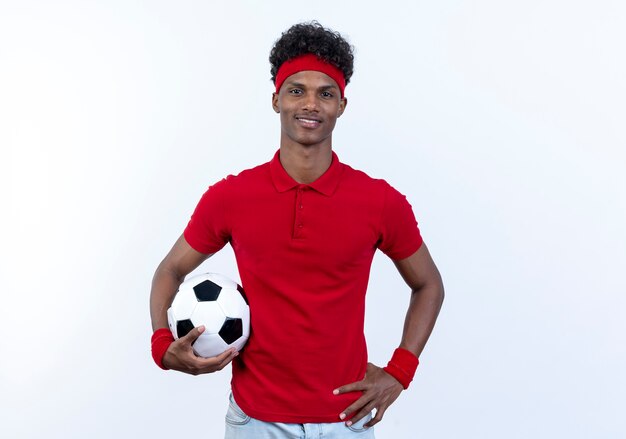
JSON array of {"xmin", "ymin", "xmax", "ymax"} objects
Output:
[{"xmin": 278, "ymin": 144, "xmax": 333, "ymax": 184}]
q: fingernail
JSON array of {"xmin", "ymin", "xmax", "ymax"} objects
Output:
[
  {"xmin": 333, "ymin": 389, "xmax": 339, "ymax": 395},
  {"xmin": 339, "ymin": 413, "xmax": 346, "ymax": 420},
  {"xmin": 198, "ymin": 325, "xmax": 205, "ymax": 333},
  {"xmin": 346, "ymin": 421, "xmax": 352, "ymax": 427}
]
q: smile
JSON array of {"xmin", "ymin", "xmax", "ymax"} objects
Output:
[{"xmin": 295, "ymin": 116, "xmax": 322, "ymax": 128}]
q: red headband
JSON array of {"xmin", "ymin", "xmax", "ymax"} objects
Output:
[{"xmin": 274, "ymin": 53, "xmax": 346, "ymax": 97}]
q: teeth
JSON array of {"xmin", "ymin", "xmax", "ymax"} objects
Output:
[{"xmin": 298, "ymin": 118, "xmax": 319, "ymax": 123}]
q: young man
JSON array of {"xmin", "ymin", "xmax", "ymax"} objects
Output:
[{"xmin": 150, "ymin": 22, "xmax": 444, "ymax": 438}]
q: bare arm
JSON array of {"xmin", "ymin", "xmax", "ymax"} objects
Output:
[
  {"xmin": 393, "ymin": 243, "xmax": 445, "ymax": 358},
  {"xmin": 334, "ymin": 243, "xmax": 445, "ymax": 427},
  {"xmin": 150, "ymin": 234, "xmax": 212, "ymax": 330},
  {"xmin": 150, "ymin": 234, "xmax": 238, "ymax": 374}
]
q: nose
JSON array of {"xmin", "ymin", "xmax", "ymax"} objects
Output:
[{"xmin": 302, "ymin": 93, "xmax": 320, "ymax": 112}]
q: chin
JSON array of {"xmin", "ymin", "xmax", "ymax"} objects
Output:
[{"xmin": 296, "ymin": 134, "xmax": 331, "ymax": 147}]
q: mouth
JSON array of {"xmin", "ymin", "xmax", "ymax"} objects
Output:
[{"xmin": 295, "ymin": 115, "xmax": 322, "ymax": 128}]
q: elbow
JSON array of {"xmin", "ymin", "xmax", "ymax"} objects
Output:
[
  {"xmin": 438, "ymin": 283, "xmax": 445, "ymax": 309},
  {"xmin": 436, "ymin": 273, "xmax": 445, "ymax": 309},
  {"xmin": 410, "ymin": 276, "xmax": 444, "ymax": 309},
  {"xmin": 153, "ymin": 257, "xmax": 186, "ymax": 285},
  {"xmin": 423, "ymin": 275, "xmax": 445, "ymax": 311}
]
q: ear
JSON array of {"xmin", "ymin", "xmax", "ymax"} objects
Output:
[
  {"xmin": 272, "ymin": 92, "xmax": 280, "ymax": 113},
  {"xmin": 337, "ymin": 97, "xmax": 348, "ymax": 117}
]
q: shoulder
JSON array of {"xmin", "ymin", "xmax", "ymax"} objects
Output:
[
  {"xmin": 340, "ymin": 162, "xmax": 395, "ymax": 195},
  {"xmin": 339, "ymin": 162, "xmax": 416, "ymax": 219}
]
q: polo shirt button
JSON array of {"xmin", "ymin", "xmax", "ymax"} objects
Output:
[
  {"xmin": 299, "ymin": 205, "xmax": 303, "ymax": 209},
  {"xmin": 298, "ymin": 224, "xmax": 303, "ymax": 228}
]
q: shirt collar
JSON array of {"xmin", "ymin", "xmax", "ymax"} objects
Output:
[{"xmin": 269, "ymin": 149, "xmax": 344, "ymax": 196}]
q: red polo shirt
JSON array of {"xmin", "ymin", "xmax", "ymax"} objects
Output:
[{"xmin": 184, "ymin": 150, "xmax": 422, "ymax": 423}]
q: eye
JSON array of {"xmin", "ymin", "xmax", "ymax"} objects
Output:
[
  {"xmin": 289, "ymin": 88, "xmax": 303, "ymax": 95},
  {"xmin": 321, "ymin": 91, "xmax": 333, "ymax": 98}
]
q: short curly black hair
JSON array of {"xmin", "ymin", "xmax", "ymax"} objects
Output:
[{"xmin": 269, "ymin": 21, "xmax": 354, "ymax": 86}]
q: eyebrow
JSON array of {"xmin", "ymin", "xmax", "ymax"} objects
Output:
[{"xmin": 287, "ymin": 81, "xmax": 338, "ymax": 91}]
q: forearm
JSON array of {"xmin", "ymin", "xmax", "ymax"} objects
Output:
[
  {"xmin": 150, "ymin": 263, "xmax": 185, "ymax": 331},
  {"xmin": 399, "ymin": 280, "xmax": 444, "ymax": 358}
]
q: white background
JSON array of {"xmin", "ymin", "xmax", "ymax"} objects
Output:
[{"xmin": 1, "ymin": 1, "xmax": 625, "ymax": 438}]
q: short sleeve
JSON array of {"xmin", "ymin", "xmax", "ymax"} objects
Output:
[
  {"xmin": 183, "ymin": 179, "xmax": 231, "ymax": 255},
  {"xmin": 377, "ymin": 183, "xmax": 423, "ymax": 260}
]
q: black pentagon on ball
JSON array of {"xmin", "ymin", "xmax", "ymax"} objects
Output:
[
  {"xmin": 237, "ymin": 284, "xmax": 249, "ymax": 305},
  {"xmin": 193, "ymin": 279, "xmax": 222, "ymax": 301},
  {"xmin": 219, "ymin": 318, "xmax": 243, "ymax": 344},
  {"xmin": 177, "ymin": 319, "xmax": 195, "ymax": 338}
]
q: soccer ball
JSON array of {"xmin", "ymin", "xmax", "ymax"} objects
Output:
[{"xmin": 167, "ymin": 273, "xmax": 250, "ymax": 358}]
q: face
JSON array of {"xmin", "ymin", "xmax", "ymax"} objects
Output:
[{"xmin": 272, "ymin": 70, "xmax": 347, "ymax": 149}]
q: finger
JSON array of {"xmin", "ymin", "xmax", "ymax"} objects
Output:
[
  {"xmin": 214, "ymin": 349, "xmax": 239, "ymax": 370},
  {"xmin": 333, "ymin": 380, "xmax": 366, "ymax": 396},
  {"xmin": 338, "ymin": 394, "xmax": 369, "ymax": 420},
  {"xmin": 364, "ymin": 406, "xmax": 385, "ymax": 428},
  {"xmin": 214, "ymin": 347, "xmax": 237, "ymax": 363},
  {"xmin": 345, "ymin": 401, "xmax": 376, "ymax": 427},
  {"xmin": 193, "ymin": 347, "xmax": 238, "ymax": 372},
  {"xmin": 208, "ymin": 348, "xmax": 238, "ymax": 368},
  {"xmin": 182, "ymin": 325, "xmax": 205, "ymax": 344}
]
